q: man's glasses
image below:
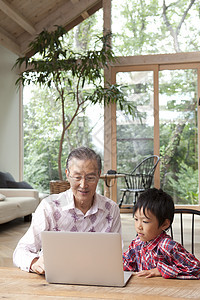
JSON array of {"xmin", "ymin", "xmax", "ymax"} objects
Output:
[{"xmin": 68, "ymin": 174, "xmax": 98, "ymax": 183}]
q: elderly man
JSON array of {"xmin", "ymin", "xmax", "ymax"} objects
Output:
[{"xmin": 13, "ymin": 146, "xmax": 122, "ymax": 274}]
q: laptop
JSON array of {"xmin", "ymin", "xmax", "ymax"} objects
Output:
[{"xmin": 41, "ymin": 231, "xmax": 133, "ymax": 287}]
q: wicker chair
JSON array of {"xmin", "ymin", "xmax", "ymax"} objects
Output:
[{"xmin": 118, "ymin": 155, "xmax": 160, "ymax": 208}]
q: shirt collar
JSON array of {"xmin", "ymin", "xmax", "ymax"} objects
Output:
[
  {"xmin": 62, "ymin": 189, "xmax": 101, "ymax": 215},
  {"xmin": 144, "ymin": 231, "xmax": 167, "ymax": 250},
  {"xmin": 60, "ymin": 189, "xmax": 75, "ymax": 210},
  {"xmin": 136, "ymin": 231, "xmax": 167, "ymax": 249},
  {"xmin": 82, "ymin": 196, "xmax": 97, "ymax": 216}
]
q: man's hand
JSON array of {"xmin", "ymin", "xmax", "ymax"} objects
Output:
[
  {"xmin": 30, "ymin": 256, "xmax": 45, "ymax": 274},
  {"xmin": 136, "ymin": 268, "xmax": 161, "ymax": 278}
]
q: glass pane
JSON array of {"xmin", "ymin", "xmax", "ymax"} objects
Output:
[
  {"xmin": 112, "ymin": 0, "xmax": 200, "ymax": 56},
  {"xmin": 159, "ymin": 69, "xmax": 198, "ymax": 205},
  {"xmin": 86, "ymin": 104, "xmax": 104, "ymax": 195},
  {"xmin": 116, "ymin": 71, "xmax": 154, "ymax": 204}
]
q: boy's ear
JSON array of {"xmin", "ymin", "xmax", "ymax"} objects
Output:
[{"xmin": 161, "ymin": 219, "xmax": 171, "ymax": 231}]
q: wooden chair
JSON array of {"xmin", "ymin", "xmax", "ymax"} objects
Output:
[
  {"xmin": 118, "ymin": 155, "xmax": 160, "ymax": 208},
  {"xmin": 170, "ymin": 208, "xmax": 200, "ymax": 255}
]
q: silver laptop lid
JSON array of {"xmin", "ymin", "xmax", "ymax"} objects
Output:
[{"xmin": 41, "ymin": 231, "xmax": 131, "ymax": 287}]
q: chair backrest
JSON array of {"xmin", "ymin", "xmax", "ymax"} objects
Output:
[
  {"xmin": 125, "ymin": 155, "xmax": 160, "ymax": 190},
  {"xmin": 131, "ymin": 155, "xmax": 160, "ymax": 176},
  {"xmin": 170, "ymin": 208, "xmax": 200, "ymax": 255}
]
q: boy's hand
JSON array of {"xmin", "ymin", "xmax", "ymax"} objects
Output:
[
  {"xmin": 30, "ymin": 256, "xmax": 45, "ymax": 274},
  {"xmin": 136, "ymin": 268, "xmax": 161, "ymax": 278}
]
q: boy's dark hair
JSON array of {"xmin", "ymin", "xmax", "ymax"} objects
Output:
[
  {"xmin": 133, "ymin": 188, "xmax": 174, "ymax": 230},
  {"xmin": 66, "ymin": 146, "xmax": 102, "ymax": 175}
]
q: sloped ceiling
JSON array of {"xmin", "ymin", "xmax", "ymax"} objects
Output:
[{"xmin": 0, "ymin": 0, "xmax": 102, "ymax": 56}]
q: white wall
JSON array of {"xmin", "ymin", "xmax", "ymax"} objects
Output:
[{"xmin": 0, "ymin": 45, "xmax": 21, "ymax": 181}]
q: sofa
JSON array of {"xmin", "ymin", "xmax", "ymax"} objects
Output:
[
  {"xmin": 0, "ymin": 188, "xmax": 40, "ymax": 224},
  {"xmin": 0, "ymin": 171, "xmax": 41, "ymax": 224}
]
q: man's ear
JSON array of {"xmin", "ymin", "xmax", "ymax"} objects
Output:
[
  {"xmin": 161, "ymin": 219, "xmax": 171, "ymax": 231},
  {"xmin": 65, "ymin": 169, "xmax": 69, "ymax": 178}
]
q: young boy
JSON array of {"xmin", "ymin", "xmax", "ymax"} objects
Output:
[{"xmin": 123, "ymin": 188, "xmax": 200, "ymax": 279}]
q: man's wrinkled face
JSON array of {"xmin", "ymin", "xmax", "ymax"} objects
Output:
[{"xmin": 66, "ymin": 158, "xmax": 100, "ymax": 210}]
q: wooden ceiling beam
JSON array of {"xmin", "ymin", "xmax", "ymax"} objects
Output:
[
  {"xmin": 20, "ymin": 0, "xmax": 102, "ymax": 55},
  {"xmin": 81, "ymin": 11, "xmax": 90, "ymax": 19},
  {"xmin": 70, "ymin": 0, "xmax": 90, "ymax": 18},
  {"xmin": 0, "ymin": 0, "xmax": 36, "ymax": 35}
]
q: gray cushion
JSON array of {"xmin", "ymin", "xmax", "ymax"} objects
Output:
[
  {"xmin": 0, "ymin": 172, "xmax": 8, "ymax": 187},
  {"xmin": 0, "ymin": 172, "xmax": 15, "ymax": 188},
  {"xmin": 0, "ymin": 172, "xmax": 33, "ymax": 189},
  {"xmin": 6, "ymin": 180, "xmax": 33, "ymax": 189}
]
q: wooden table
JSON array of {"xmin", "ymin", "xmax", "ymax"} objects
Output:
[
  {"xmin": 100, "ymin": 173, "xmax": 125, "ymax": 202},
  {"xmin": 1, "ymin": 267, "xmax": 200, "ymax": 299}
]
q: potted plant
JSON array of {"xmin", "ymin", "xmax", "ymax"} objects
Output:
[{"xmin": 14, "ymin": 26, "xmax": 137, "ymax": 190}]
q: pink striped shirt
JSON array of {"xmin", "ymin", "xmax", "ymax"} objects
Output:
[{"xmin": 13, "ymin": 189, "xmax": 122, "ymax": 272}]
